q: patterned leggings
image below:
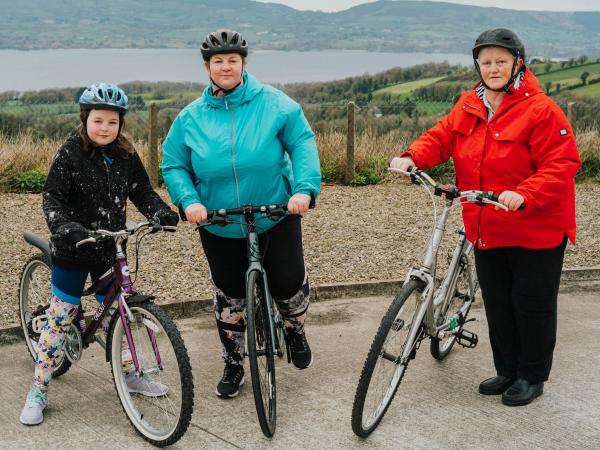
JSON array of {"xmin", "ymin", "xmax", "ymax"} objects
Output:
[
  {"xmin": 33, "ymin": 265, "xmax": 113, "ymax": 393},
  {"xmin": 200, "ymin": 215, "xmax": 310, "ymax": 366}
]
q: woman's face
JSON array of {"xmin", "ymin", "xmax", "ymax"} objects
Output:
[
  {"xmin": 477, "ymin": 46, "xmax": 522, "ymax": 90},
  {"xmin": 208, "ymin": 53, "xmax": 244, "ymax": 90},
  {"xmin": 86, "ymin": 109, "xmax": 120, "ymax": 146}
]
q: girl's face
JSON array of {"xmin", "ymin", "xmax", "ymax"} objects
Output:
[
  {"xmin": 207, "ymin": 53, "xmax": 244, "ymax": 91},
  {"xmin": 86, "ymin": 109, "xmax": 120, "ymax": 146},
  {"xmin": 477, "ymin": 46, "xmax": 523, "ymax": 90}
]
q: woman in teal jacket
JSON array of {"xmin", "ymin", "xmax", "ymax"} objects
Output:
[{"xmin": 162, "ymin": 29, "xmax": 321, "ymax": 398}]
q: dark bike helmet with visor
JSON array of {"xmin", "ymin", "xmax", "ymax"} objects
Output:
[
  {"xmin": 472, "ymin": 28, "xmax": 525, "ymax": 93},
  {"xmin": 201, "ymin": 29, "xmax": 249, "ymax": 61},
  {"xmin": 79, "ymin": 83, "xmax": 129, "ymax": 113}
]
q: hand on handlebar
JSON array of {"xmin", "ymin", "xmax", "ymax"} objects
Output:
[
  {"xmin": 497, "ymin": 191, "xmax": 525, "ymax": 212},
  {"xmin": 287, "ymin": 193, "xmax": 311, "ymax": 215},
  {"xmin": 185, "ymin": 203, "xmax": 208, "ymax": 224}
]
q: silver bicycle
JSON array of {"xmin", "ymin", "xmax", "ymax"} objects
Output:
[{"xmin": 351, "ymin": 167, "xmax": 509, "ymax": 437}]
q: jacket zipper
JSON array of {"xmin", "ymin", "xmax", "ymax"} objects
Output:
[
  {"xmin": 103, "ymin": 156, "xmax": 112, "ymax": 228},
  {"xmin": 225, "ymin": 97, "xmax": 244, "ymax": 235}
]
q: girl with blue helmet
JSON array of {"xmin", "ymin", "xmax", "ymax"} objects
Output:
[
  {"xmin": 162, "ymin": 29, "xmax": 321, "ymax": 398},
  {"xmin": 20, "ymin": 83, "xmax": 179, "ymax": 425}
]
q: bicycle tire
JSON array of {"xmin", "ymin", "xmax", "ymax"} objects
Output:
[
  {"xmin": 246, "ymin": 270, "xmax": 277, "ymax": 437},
  {"xmin": 108, "ymin": 301, "xmax": 194, "ymax": 447},
  {"xmin": 351, "ymin": 279, "xmax": 424, "ymax": 438},
  {"xmin": 430, "ymin": 250, "xmax": 477, "ymax": 361},
  {"xmin": 18, "ymin": 253, "xmax": 71, "ymax": 378}
]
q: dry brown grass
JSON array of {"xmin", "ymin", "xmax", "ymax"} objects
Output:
[{"xmin": 1, "ymin": 127, "xmax": 599, "ymax": 190}]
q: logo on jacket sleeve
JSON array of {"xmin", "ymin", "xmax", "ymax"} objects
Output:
[{"xmin": 559, "ymin": 129, "xmax": 568, "ymax": 136}]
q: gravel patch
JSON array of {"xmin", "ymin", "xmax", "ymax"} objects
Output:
[{"xmin": 2, "ymin": 181, "xmax": 599, "ymax": 328}]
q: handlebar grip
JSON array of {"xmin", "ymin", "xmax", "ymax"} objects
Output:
[
  {"xmin": 489, "ymin": 192, "xmax": 526, "ymax": 210},
  {"xmin": 178, "ymin": 204, "xmax": 187, "ymax": 222}
]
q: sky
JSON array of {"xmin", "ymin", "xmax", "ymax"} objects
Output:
[{"xmin": 254, "ymin": 0, "xmax": 600, "ymax": 12}]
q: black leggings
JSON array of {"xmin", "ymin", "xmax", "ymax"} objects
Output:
[
  {"xmin": 474, "ymin": 236, "xmax": 567, "ymax": 384},
  {"xmin": 200, "ymin": 215, "xmax": 306, "ymax": 300}
]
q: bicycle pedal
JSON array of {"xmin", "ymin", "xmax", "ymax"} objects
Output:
[{"xmin": 455, "ymin": 329, "xmax": 478, "ymax": 349}]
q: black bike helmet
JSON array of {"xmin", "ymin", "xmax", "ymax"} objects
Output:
[
  {"xmin": 472, "ymin": 28, "xmax": 525, "ymax": 93},
  {"xmin": 472, "ymin": 28, "xmax": 525, "ymax": 60},
  {"xmin": 201, "ymin": 29, "xmax": 249, "ymax": 61}
]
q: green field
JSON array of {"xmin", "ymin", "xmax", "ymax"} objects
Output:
[
  {"xmin": 573, "ymin": 82, "xmax": 600, "ymax": 97},
  {"xmin": 536, "ymin": 62, "xmax": 600, "ymax": 84},
  {"xmin": 373, "ymin": 76, "xmax": 447, "ymax": 96}
]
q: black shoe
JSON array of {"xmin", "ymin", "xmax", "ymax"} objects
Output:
[
  {"xmin": 502, "ymin": 378, "xmax": 544, "ymax": 406},
  {"xmin": 286, "ymin": 330, "xmax": 313, "ymax": 370},
  {"xmin": 479, "ymin": 375, "xmax": 515, "ymax": 395},
  {"xmin": 215, "ymin": 363, "xmax": 245, "ymax": 398}
]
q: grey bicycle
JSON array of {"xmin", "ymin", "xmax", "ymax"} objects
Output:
[{"xmin": 351, "ymin": 167, "xmax": 511, "ymax": 437}]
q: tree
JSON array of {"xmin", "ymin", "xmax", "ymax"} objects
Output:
[
  {"xmin": 556, "ymin": 82, "xmax": 561, "ymax": 93},
  {"xmin": 560, "ymin": 61, "xmax": 567, "ymax": 69},
  {"xmin": 544, "ymin": 81, "xmax": 552, "ymax": 95},
  {"xmin": 568, "ymin": 58, "xmax": 575, "ymax": 67},
  {"xmin": 544, "ymin": 62, "xmax": 553, "ymax": 73},
  {"xmin": 577, "ymin": 55, "xmax": 588, "ymax": 64},
  {"xmin": 580, "ymin": 71, "xmax": 590, "ymax": 85}
]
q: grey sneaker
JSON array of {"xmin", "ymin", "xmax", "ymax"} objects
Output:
[
  {"xmin": 125, "ymin": 372, "xmax": 169, "ymax": 397},
  {"xmin": 20, "ymin": 385, "xmax": 48, "ymax": 426}
]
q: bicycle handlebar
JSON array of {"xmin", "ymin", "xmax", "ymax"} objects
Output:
[
  {"xmin": 74, "ymin": 220, "xmax": 176, "ymax": 248},
  {"xmin": 389, "ymin": 167, "xmax": 526, "ymax": 211}
]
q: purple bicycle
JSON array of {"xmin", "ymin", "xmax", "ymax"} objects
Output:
[{"xmin": 18, "ymin": 220, "xmax": 194, "ymax": 447}]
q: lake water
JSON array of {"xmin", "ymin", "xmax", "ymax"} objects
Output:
[{"xmin": 0, "ymin": 48, "xmax": 473, "ymax": 92}]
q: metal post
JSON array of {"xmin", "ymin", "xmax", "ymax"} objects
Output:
[
  {"xmin": 567, "ymin": 102, "xmax": 576, "ymax": 131},
  {"xmin": 345, "ymin": 101, "xmax": 355, "ymax": 185},
  {"xmin": 148, "ymin": 102, "xmax": 159, "ymax": 187}
]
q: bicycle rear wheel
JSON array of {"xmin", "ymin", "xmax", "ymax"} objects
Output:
[
  {"xmin": 18, "ymin": 254, "xmax": 71, "ymax": 377},
  {"xmin": 351, "ymin": 279, "xmax": 424, "ymax": 437},
  {"xmin": 430, "ymin": 249, "xmax": 477, "ymax": 360},
  {"xmin": 246, "ymin": 270, "xmax": 277, "ymax": 437},
  {"xmin": 109, "ymin": 301, "xmax": 193, "ymax": 447}
]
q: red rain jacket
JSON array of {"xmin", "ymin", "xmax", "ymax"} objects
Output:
[{"xmin": 404, "ymin": 68, "xmax": 581, "ymax": 250}]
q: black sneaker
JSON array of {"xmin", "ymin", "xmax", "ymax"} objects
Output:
[
  {"xmin": 286, "ymin": 330, "xmax": 313, "ymax": 369},
  {"xmin": 215, "ymin": 363, "xmax": 245, "ymax": 398}
]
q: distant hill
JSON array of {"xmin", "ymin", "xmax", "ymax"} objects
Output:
[{"xmin": 2, "ymin": 0, "xmax": 599, "ymax": 57}]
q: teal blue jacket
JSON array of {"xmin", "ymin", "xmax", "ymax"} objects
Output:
[{"xmin": 161, "ymin": 72, "xmax": 321, "ymax": 238}]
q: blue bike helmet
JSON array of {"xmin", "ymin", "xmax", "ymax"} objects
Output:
[{"xmin": 79, "ymin": 83, "xmax": 129, "ymax": 113}]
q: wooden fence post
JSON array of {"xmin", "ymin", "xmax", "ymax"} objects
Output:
[
  {"xmin": 345, "ymin": 101, "xmax": 355, "ymax": 185},
  {"xmin": 567, "ymin": 102, "xmax": 576, "ymax": 131},
  {"xmin": 147, "ymin": 102, "xmax": 159, "ymax": 187}
]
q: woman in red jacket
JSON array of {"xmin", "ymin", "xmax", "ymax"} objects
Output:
[{"xmin": 391, "ymin": 28, "xmax": 580, "ymax": 406}]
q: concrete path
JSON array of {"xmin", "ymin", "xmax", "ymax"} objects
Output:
[{"xmin": 1, "ymin": 290, "xmax": 599, "ymax": 449}]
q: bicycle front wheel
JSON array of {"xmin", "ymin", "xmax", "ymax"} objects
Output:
[
  {"xmin": 246, "ymin": 270, "xmax": 277, "ymax": 437},
  {"xmin": 18, "ymin": 254, "xmax": 71, "ymax": 378},
  {"xmin": 109, "ymin": 301, "xmax": 194, "ymax": 447},
  {"xmin": 351, "ymin": 279, "xmax": 424, "ymax": 437}
]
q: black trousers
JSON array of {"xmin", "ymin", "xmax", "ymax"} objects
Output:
[
  {"xmin": 199, "ymin": 215, "xmax": 306, "ymax": 300},
  {"xmin": 474, "ymin": 236, "xmax": 567, "ymax": 384}
]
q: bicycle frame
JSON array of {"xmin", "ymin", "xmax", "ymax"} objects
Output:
[
  {"xmin": 399, "ymin": 199, "xmax": 476, "ymax": 365},
  {"xmin": 74, "ymin": 232, "xmax": 162, "ymax": 375}
]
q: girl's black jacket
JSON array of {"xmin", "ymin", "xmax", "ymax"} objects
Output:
[{"xmin": 43, "ymin": 132, "xmax": 174, "ymax": 272}]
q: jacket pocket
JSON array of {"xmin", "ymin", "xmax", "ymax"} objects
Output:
[{"xmin": 451, "ymin": 112, "xmax": 478, "ymax": 136}]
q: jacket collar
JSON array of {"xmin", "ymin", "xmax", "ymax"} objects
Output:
[
  {"xmin": 463, "ymin": 66, "xmax": 543, "ymax": 120},
  {"xmin": 201, "ymin": 71, "xmax": 263, "ymax": 109}
]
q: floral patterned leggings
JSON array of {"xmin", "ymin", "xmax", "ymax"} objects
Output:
[{"xmin": 33, "ymin": 265, "xmax": 113, "ymax": 393}]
